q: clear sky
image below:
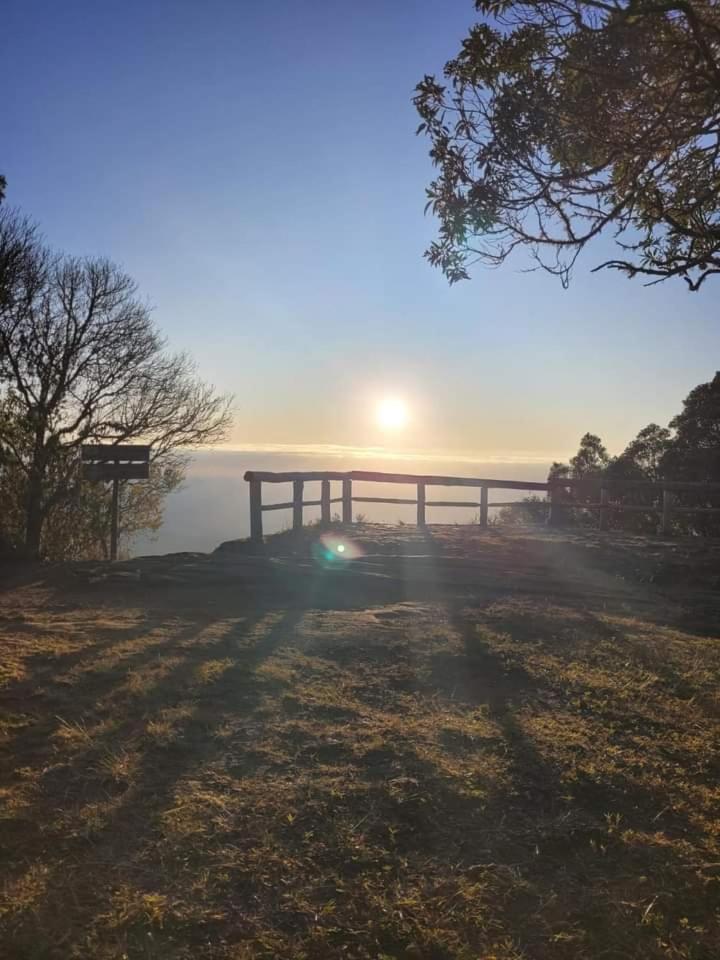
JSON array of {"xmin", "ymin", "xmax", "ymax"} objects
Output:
[{"xmin": 3, "ymin": 0, "xmax": 718, "ymax": 462}]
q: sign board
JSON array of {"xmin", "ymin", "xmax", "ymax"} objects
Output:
[
  {"xmin": 81, "ymin": 444, "xmax": 151, "ymax": 481},
  {"xmin": 80, "ymin": 444, "xmax": 152, "ymax": 561},
  {"xmin": 81, "ymin": 444, "xmax": 151, "ymax": 463}
]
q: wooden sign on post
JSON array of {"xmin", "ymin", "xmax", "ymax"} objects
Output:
[{"xmin": 81, "ymin": 444, "xmax": 151, "ymax": 561}]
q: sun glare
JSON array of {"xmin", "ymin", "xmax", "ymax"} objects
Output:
[{"xmin": 376, "ymin": 397, "xmax": 408, "ymax": 430}]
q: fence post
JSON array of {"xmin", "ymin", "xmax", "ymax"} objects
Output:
[
  {"xmin": 479, "ymin": 485, "xmax": 489, "ymax": 528},
  {"xmin": 599, "ymin": 487, "xmax": 609, "ymax": 531},
  {"xmin": 547, "ymin": 483, "xmax": 563, "ymax": 526},
  {"xmin": 250, "ymin": 478, "xmax": 263, "ymax": 541},
  {"xmin": 342, "ymin": 478, "xmax": 352, "ymax": 523},
  {"xmin": 293, "ymin": 479, "xmax": 304, "ymax": 531},
  {"xmin": 661, "ymin": 487, "xmax": 675, "ymax": 536},
  {"xmin": 320, "ymin": 479, "xmax": 331, "ymax": 525},
  {"xmin": 417, "ymin": 482, "xmax": 426, "ymax": 526}
]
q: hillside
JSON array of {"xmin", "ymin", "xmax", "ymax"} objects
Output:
[{"xmin": 1, "ymin": 525, "xmax": 720, "ymax": 959}]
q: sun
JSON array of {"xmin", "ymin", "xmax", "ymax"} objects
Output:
[{"xmin": 376, "ymin": 397, "xmax": 408, "ymax": 430}]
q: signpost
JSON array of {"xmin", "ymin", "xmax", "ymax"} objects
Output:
[{"xmin": 81, "ymin": 444, "xmax": 151, "ymax": 561}]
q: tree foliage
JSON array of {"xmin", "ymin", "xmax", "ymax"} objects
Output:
[
  {"xmin": 529, "ymin": 374, "xmax": 720, "ymax": 532},
  {"xmin": 415, "ymin": 0, "xmax": 720, "ymax": 289},
  {"xmin": 0, "ymin": 208, "xmax": 233, "ymax": 558},
  {"xmin": 662, "ymin": 371, "xmax": 720, "ymax": 480},
  {"xmin": 613, "ymin": 423, "xmax": 672, "ymax": 481},
  {"xmin": 569, "ymin": 432, "xmax": 609, "ymax": 477}
]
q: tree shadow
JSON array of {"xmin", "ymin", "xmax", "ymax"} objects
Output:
[
  {"xmin": 348, "ymin": 599, "xmax": 719, "ymax": 956},
  {"xmin": 1, "ymin": 603, "xmax": 305, "ymax": 956}
]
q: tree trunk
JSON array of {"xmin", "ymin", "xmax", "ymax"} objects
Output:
[
  {"xmin": 24, "ymin": 428, "xmax": 47, "ymax": 558},
  {"xmin": 24, "ymin": 478, "xmax": 44, "ymax": 557}
]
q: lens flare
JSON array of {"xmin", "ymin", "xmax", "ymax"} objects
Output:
[{"xmin": 311, "ymin": 533, "xmax": 364, "ymax": 568}]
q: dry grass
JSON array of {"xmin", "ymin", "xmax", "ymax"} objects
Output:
[{"xmin": 1, "ymin": 527, "xmax": 719, "ymax": 959}]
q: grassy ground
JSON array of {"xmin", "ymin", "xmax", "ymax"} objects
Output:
[{"xmin": 1, "ymin": 526, "xmax": 720, "ymax": 959}]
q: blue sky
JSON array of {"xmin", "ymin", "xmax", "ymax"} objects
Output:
[{"xmin": 3, "ymin": 0, "xmax": 718, "ymax": 461}]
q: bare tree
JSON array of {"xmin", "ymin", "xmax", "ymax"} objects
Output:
[{"xmin": 0, "ymin": 208, "xmax": 233, "ymax": 557}]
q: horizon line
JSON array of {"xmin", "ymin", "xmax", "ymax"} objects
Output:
[{"xmin": 192, "ymin": 441, "xmax": 568, "ymax": 466}]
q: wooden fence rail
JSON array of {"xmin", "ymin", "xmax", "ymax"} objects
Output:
[{"xmin": 243, "ymin": 470, "xmax": 720, "ymax": 542}]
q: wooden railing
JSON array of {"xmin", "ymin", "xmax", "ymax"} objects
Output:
[
  {"xmin": 553, "ymin": 479, "xmax": 720, "ymax": 535},
  {"xmin": 243, "ymin": 470, "xmax": 720, "ymax": 541}
]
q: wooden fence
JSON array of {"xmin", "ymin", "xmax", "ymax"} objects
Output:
[{"xmin": 244, "ymin": 470, "xmax": 720, "ymax": 541}]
